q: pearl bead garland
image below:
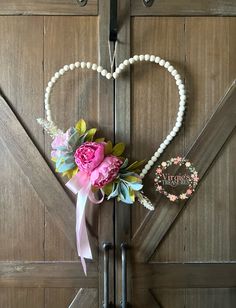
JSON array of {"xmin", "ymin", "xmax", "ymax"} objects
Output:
[{"xmin": 43, "ymin": 54, "xmax": 186, "ymax": 180}]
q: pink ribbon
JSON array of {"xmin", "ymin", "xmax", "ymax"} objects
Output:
[{"xmin": 66, "ymin": 171, "xmax": 104, "ymax": 275}]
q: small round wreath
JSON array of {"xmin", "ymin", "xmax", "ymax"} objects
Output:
[{"xmin": 154, "ymin": 157, "xmax": 199, "ymax": 201}]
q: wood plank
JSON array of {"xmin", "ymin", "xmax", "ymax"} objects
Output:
[
  {"xmin": 67, "ymin": 288, "xmax": 98, "ymax": 308},
  {"xmin": 45, "ymin": 288, "xmax": 79, "ymax": 308},
  {"xmin": 0, "ymin": 0, "xmax": 97, "ymax": 15},
  {"xmin": 0, "ymin": 95, "xmax": 77, "ymax": 252},
  {"xmin": 133, "ymin": 263, "xmax": 236, "ymax": 288},
  {"xmin": 131, "ymin": 0, "xmax": 236, "ymax": 16},
  {"xmin": 132, "ymin": 80, "xmax": 236, "ymax": 262},
  {"xmin": 0, "ymin": 262, "xmax": 98, "ymax": 288},
  {"xmin": 43, "ymin": 16, "xmax": 99, "ymax": 261}
]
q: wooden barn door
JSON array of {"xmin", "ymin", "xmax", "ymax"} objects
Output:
[
  {"xmin": 0, "ymin": 1, "xmax": 115, "ymax": 307},
  {"xmin": 115, "ymin": 1, "xmax": 236, "ymax": 307}
]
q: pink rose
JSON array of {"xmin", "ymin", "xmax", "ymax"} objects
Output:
[
  {"xmin": 90, "ymin": 155, "xmax": 123, "ymax": 188},
  {"xmin": 74, "ymin": 142, "xmax": 105, "ymax": 173}
]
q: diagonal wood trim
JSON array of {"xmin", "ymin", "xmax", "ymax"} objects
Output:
[
  {"xmin": 68, "ymin": 288, "xmax": 98, "ymax": 308},
  {"xmin": 131, "ymin": 0, "xmax": 236, "ymax": 16},
  {"xmin": 132, "ymin": 81, "xmax": 236, "ymax": 262},
  {"xmin": 0, "ymin": 95, "xmax": 77, "ymax": 252},
  {"xmin": 0, "ymin": 261, "xmax": 98, "ymax": 288},
  {"xmin": 133, "ymin": 262, "xmax": 236, "ymax": 289}
]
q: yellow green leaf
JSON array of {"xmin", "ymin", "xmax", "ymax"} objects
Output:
[
  {"xmin": 103, "ymin": 182, "xmax": 113, "ymax": 195},
  {"xmin": 129, "ymin": 189, "xmax": 135, "ymax": 202},
  {"xmin": 51, "ymin": 157, "xmax": 57, "ymax": 162},
  {"xmin": 86, "ymin": 128, "xmax": 97, "ymax": 141},
  {"xmin": 62, "ymin": 167, "xmax": 78, "ymax": 179},
  {"xmin": 112, "ymin": 143, "xmax": 125, "ymax": 156},
  {"xmin": 95, "ymin": 137, "xmax": 105, "ymax": 143},
  {"xmin": 105, "ymin": 141, "xmax": 113, "ymax": 155},
  {"xmin": 126, "ymin": 160, "xmax": 146, "ymax": 171},
  {"xmin": 75, "ymin": 119, "xmax": 86, "ymax": 135},
  {"xmin": 124, "ymin": 175, "xmax": 141, "ymax": 183}
]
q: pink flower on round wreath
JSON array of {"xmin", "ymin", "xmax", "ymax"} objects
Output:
[
  {"xmin": 90, "ymin": 155, "xmax": 123, "ymax": 188},
  {"xmin": 168, "ymin": 194, "xmax": 177, "ymax": 202},
  {"xmin": 156, "ymin": 168, "xmax": 162, "ymax": 174},
  {"xmin": 173, "ymin": 156, "xmax": 182, "ymax": 164},
  {"xmin": 74, "ymin": 142, "xmax": 105, "ymax": 173}
]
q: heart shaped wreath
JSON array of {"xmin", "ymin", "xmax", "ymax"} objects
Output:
[{"xmin": 37, "ymin": 54, "xmax": 186, "ymax": 273}]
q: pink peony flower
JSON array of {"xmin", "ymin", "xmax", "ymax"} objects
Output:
[
  {"xmin": 90, "ymin": 155, "xmax": 123, "ymax": 188},
  {"xmin": 74, "ymin": 142, "xmax": 105, "ymax": 173}
]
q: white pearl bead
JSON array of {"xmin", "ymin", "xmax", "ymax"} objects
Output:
[
  {"xmin": 179, "ymin": 100, "xmax": 185, "ymax": 107},
  {"xmin": 164, "ymin": 61, "xmax": 170, "ymax": 68},
  {"xmin": 45, "ymin": 104, "xmax": 50, "ymax": 110},
  {"xmin": 86, "ymin": 62, "xmax": 91, "ymax": 69},
  {"xmin": 167, "ymin": 135, "xmax": 173, "ymax": 141},
  {"xmin": 97, "ymin": 66, "xmax": 103, "ymax": 72},
  {"xmin": 176, "ymin": 121, "xmax": 182, "ymax": 127},
  {"xmin": 46, "ymin": 110, "xmax": 51, "ymax": 116},
  {"xmin": 168, "ymin": 66, "xmax": 174, "ymax": 72},
  {"xmin": 123, "ymin": 59, "xmax": 129, "ymax": 65},
  {"xmin": 180, "ymin": 94, "xmax": 186, "ymax": 100},
  {"xmin": 160, "ymin": 143, "xmax": 166, "ymax": 149},
  {"xmin": 142, "ymin": 169, "xmax": 147, "ymax": 175},
  {"xmin": 144, "ymin": 165, "xmax": 151, "ymax": 171},
  {"xmin": 176, "ymin": 79, "xmax": 183, "ymax": 86},
  {"xmin": 179, "ymin": 89, "xmax": 185, "ymax": 95},
  {"xmin": 171, "ymin": 70, "xmax": 178, "ymax": 76},
  {"xmin": 177, "ymin": 116, "xmax": 183, "ymax": 122},
  {"xmin": 170, "ymin": 131, "xmax": 176, "ymax": 137},
  {"xmin": 139, "ymin": 55, "xmax": 144, "ymax": 61},
  {"xmin": 55, "ymin": 72, "xmax": 60, "ymax": 78},
  {"xmin": 155, "ymin": 56, "xmax": 160, "ymax": 63},
  {"xmin": 148, "ymin": 160, "xmax": 154, "ymax": 167},
  {"xmin": 178, "ymin": 110, "xmax": 184, "ymax": 117},
  {"xmin": 173, "ymin": 126, "xmax": 179, "ymax": 132},
  {"xmin": 178, "ymin": 84, "xmax": 184, "ymax": 90},
  {"xmin": 106, "ymin": 73, "xmax": 112, "ymax": 79},
  {"xmin": 52, "ymin": 77, "xmax": 57, "ymax": 83},
  {"xmin": 113, "ymin": 72, "xmax": 118, "ymax": 79},
  {"xmin": 45, "ymin": 93, "xmax": 49, "ymax": 99},
  {"xmin": 179, "ymin": 106, "xmax": 185, "ymax": 112},
  {"xmin": 144, "ymin": 54, "xmax": 150, "ymax": 61},
  {"xmin": 150, "ymin": 55, "xmax": 155, "ymax": 62},
  {"xmin": 101, "ymin": 69, "xmax": 108, "ymax": 76},
  {"xmin": 48, "ymin": 81, "xmax": 53, "ymax": 87},
  {"xmin": 63, "ymin": 65, "xmax": 69, "ymax": 71},
  {"xmin": 116, "ymin": 68, "xmax": 121, "ymax": 74},
  {"xmin": 159, "ymin": 59, "xmax": 165, "ymax": 66},
  {"xmin": 140, "ymin": 173, "xmax": 145, "ymax": 178},
  {"xmin": 59, "ymin": 68, "xmax": 65, "ymax": 75},
  {"xmin": 119, "ymin": 63, "xmax": 125, "ymax": 70},
  {"xmin": 75, "ymin": 62, "xmax": 80, "ymax": 68},
  {"xmin": 157, "ymin": 148, "xmax": 164, "ymax": 154},
  {"xmin": 69, "ymin": 64, "xmax": 75, "ymax": 70},
  {"xmin": 133, "ymin": 55, "xmax": 139, "ymax": 61},
  {"xmin": 154, "ymin": 152, "xmax": 160, "ymax": 158},
  {"xmin": 81, "ymin": 62, "xmax": 87, "ymax": 69},
  {"xmin": 175, "ymin": 74, "xmax": 181, "ymax": 80},
  {"xmin": 164, "ymin": 139, "xmax": 170, "ymax": 145},
  {"xmin": 129, "ymin": 58, "xmax": 134, "ymax": 64},
  {"xmin": 151, "ymin": 156, "xmax": 157, "ymax": 162},
  {"xmin": 92, "ymin": 63, "xmax": 98, "ymax": 70}
]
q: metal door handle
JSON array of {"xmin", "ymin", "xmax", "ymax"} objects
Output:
[
  {"xmin": 103, "ymin": 243, "xmax": 112, "ymax": 308},
  {"xmin": 120, "ymin": 243, "xmax": 128, "ymax": 308}
]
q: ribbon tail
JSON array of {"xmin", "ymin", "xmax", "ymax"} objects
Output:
[{"xmin": 76, "ymin": 183, "xmax": 93, "ymax": 276}]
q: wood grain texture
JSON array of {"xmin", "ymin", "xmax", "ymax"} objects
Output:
[
  {"xmin": 0, "ymin": 261, "xmax": 98, "ymax": 288},
  {"xmin": 0, "ymin": 0, "xmax": 97, "ymax": 15},
  {"xmin": 45, "ymin": 289, "xmax": 78, "ymax": 308},
  {"xmin": 153, "ymin": 17, "xmax": 236, "ymax": 262},
  {"xmin": 65, "ymin": 288, "xmax": 98, "ymax": 308},
  {"xmin": 0, "ymin": 17, "xmax": 45, "ymax": 261},
  {"xmin": 0, "ymin": 288, "xmax": 44, "ymax": 308},
  {"xmin": 0, "ymin": 95, "xmax": 77, "ymax": 253},
  {"xmin": 152, "ymin": 288, "xmax": 236, "ymax": 308},
  {"xmin": 133, "ymin": 263, "xmax": 236, "ymax": 288},
  {"xmin": 131, "ymin": 0, "xmax": 236, "ymax": 16},
  {"xmin": 43, "ymin": 16, "xmax": 99, "ymax": 261}
]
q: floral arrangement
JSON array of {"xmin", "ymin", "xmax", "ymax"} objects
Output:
[
  {"xmin": 49, "ymin": 119, "xmax": 153, "ymax": 207},
  {"xmin": 154, "ymin": 157, "xmax": 199, "ymax": 201}
]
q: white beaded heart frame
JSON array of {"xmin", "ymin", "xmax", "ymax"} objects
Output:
[{"xmin": 41, "ymin": 54, "xmax": 186, "ymax": 179}]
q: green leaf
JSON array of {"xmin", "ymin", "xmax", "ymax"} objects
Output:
[
  {"xmin": 112, "ymin": 143, "xmax": 125, "ymax": 157},
  {"xmin": 126, "ymin": 160, "xmax": 146, "ymax": 172},
  {"xmin": 85, "ymin": 128, "xmax": 97, "ymax": 141},
  {"xmin": 105, "ymin": 141, "xmax": 113, "ymax": 155},
  {"xmin": 103, "ymin": 182, "xmax": 113, "ymax": 196},
  {"xmin": 95, "ymin": 137, "xmax": 105, "ymax": 143},
  {"xmin": 123, "ymin": 175, "xmax": 141, "ymax": 183},
  {"xmin": 75, "ymin": 119, "xmax": 86, "ymax": 135}
]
